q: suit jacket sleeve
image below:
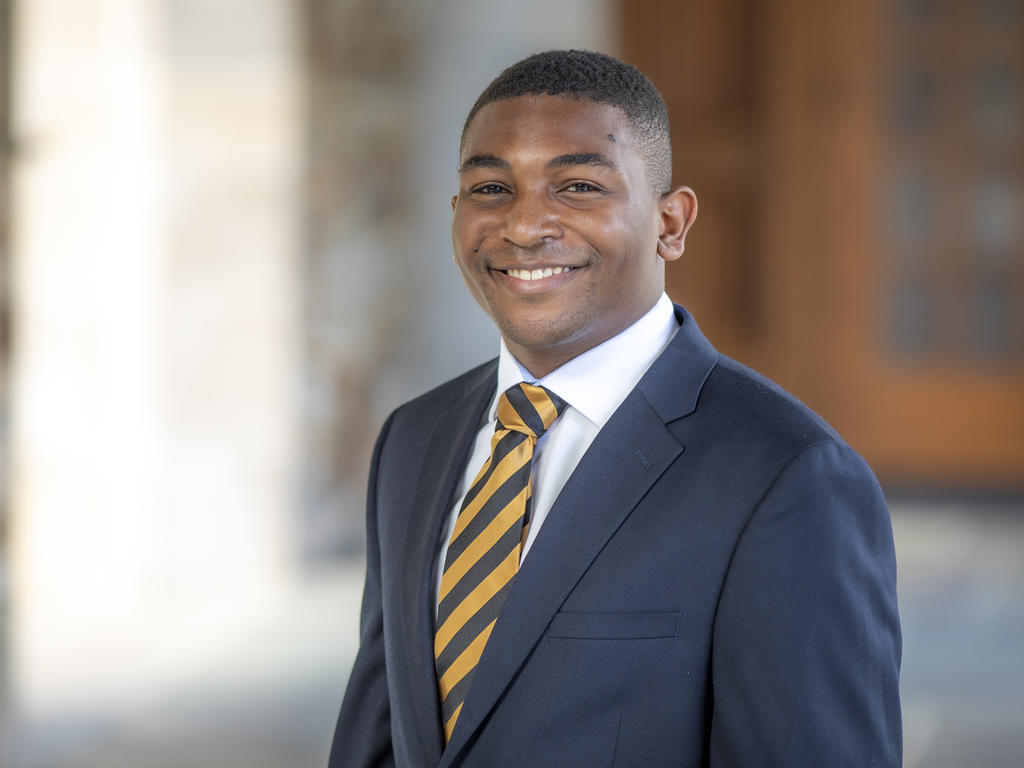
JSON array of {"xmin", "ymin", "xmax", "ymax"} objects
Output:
[
  {"xmin": 329, "ymin": 412, "xmax": 397, "ymax": 768},
  {"xmin": 709, "ymin": 438, "xmax": 902, "ymax": 767}
]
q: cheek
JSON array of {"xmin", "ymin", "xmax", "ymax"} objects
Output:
[
  {"xmin": 453, "ymin": 253, "xmax": 482, "ymax": 293},
  {"xmin": 451, "ymin": 204, "xmax": 473, "ymax": 240},
  {"xmin": 586, "ymin": 209, "xmax": 643, "ymax": 247},
  {"xmin": 453, "ymin": 224, "xmax": 491, "ymax": 265}
]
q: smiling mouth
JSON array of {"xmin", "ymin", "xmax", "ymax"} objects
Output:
[{"xmin": 501, "ymin": 266, "xmax": 576, "ymax": 281}]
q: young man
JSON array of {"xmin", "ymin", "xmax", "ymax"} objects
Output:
[{"xmin": 330, "ymin": 50, "xmax": 901, "ymax": 768}]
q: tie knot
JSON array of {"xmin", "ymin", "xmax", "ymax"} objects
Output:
[{"xmin": 496, "ymin": 383, "xmax": 567, "ymax": 439}]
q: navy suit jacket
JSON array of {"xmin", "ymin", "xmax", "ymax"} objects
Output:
[{"xmin": 329, "ymin": 306, "xmax": 902, "ymax": 767}]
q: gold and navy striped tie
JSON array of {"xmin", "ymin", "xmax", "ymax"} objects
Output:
[{"xmin": 434, "ymin": 382, "xmax": 567, "ymax": 742}]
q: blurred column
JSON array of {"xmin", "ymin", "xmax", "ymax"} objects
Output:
[
  {"xmin": 8, "ymin": 0, "xmax": 301, "ymax": 724},
  {"xmin": 300, "ymin": 0, "xmax": 427, "ymax": 559},
  {"xmin": 0, "ymin": 0, "xmax": 11, "ymax": 757}
]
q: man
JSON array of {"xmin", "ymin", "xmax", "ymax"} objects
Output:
[{"xmin": 330, "ymin": 50, "xmax": 901, "ymax": 767}]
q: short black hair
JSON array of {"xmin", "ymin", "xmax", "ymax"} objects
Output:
[{"xmin": 462, "ymin": 49, "xmax": 673, "ymax": 193}]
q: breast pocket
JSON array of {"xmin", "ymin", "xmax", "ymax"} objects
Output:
[{"xmin": 546, "ymin": 610, "xmax": 680, "ymax": 640}]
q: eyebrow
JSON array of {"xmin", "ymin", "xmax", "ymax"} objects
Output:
[
  {"xmin": 546, "ymin": 152, "xmax": 618, "ymax": 172},
  {"xmin": 457, "ymin": 151, "xmax": 619, "ymax": 175},
  {"xmin": 458, "ymin": 154, "xmax": 510, "ymax": 174}
]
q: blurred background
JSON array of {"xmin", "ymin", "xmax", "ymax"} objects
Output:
[{"xmin": 0, "ymin": 0, "xmax": 1020, "ymax": 766}]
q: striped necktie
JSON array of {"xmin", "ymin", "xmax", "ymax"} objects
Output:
[{"xmin": 434, "ymin": 382, "xmax": 567, "ymax": 742}]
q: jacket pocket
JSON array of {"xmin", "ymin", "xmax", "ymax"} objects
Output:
[{"xmin": 547, "ymin": 610, "xmax": 680, "ymax": 639}]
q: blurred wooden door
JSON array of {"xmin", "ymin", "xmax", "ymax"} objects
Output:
[{"xmin": 623, "ymin": 0, "xmax": 1024, "ymax": 488}]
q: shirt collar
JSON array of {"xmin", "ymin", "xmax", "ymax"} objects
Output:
[{"xmin": 492, "ymin": 293, "xmax": 680, "ymax": 428}]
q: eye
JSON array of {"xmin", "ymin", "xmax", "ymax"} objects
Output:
[
  {"xmin": 471, "ymin": 183, "xmax": 510, "ymax": 195},
  {"xmin": 562, "ymin": 181, "xmax": 603, "ymax": 194}
]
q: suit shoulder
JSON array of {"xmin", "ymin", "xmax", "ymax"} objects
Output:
[
  {"xmin": 389, "ymin": 357, "xmax": 497, "ymax": 426},
  {"xmin": 676, "ymin": 355, "xmax": 884, "ymax": 514},
  {"xmin": 698, "ymin": 355, "xmax": 845, "ymax": 455},
  {"xmin": 368, "ymin": 358, "xmax": 497, "ymax": 496}
]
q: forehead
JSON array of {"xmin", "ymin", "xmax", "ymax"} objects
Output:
[{"xmin": 460, "ymin": 95, "xmax": 637, "ymax": 164}]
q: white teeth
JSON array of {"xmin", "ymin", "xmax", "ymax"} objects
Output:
[{"xmin": 506, "ymin": 267, "xmax": 571, "ymax": 281}]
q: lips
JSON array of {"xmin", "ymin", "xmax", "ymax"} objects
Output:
[
  {"xmin": 504, "ymin": 266, "xmax": 575, "ymax": 281},
  {"xmin": 490, "ymin": 264, "xmax": 582, "ymax": 296}
]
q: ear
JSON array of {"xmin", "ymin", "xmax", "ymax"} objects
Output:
[
  {"xmin": 451, "ymin": 195, "xmax": 459, "ymax": 264},
  {"xmin": 656, "ymin": 186, "xmax": 698, "ymax": 262}
]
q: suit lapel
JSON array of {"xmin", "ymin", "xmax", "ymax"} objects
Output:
[
  {"xmin": 439, "ymin": 306, "xmax": 719, "ymax": 766},
  {"xmin": 398, "ymin": 363, "xmax": 496, "ymax": 766}
]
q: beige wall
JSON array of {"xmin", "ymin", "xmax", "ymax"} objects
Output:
[{"xmin": 8, "ymin": 0, "xmax": 301, "ymax": 717}]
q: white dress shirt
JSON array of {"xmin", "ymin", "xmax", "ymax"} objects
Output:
[{"xmin": 434, "ymin": 293, "xmax": 680, "ymax": 606}]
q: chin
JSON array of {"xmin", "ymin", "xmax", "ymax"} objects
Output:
[{"xmin": 498, "ymin": 314, "xmax": 591, "ymax": 356}]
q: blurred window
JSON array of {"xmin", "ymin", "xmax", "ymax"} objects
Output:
[{"xmin": 886, "ymin": 1, "xmax": 1024, "ymax": 365}]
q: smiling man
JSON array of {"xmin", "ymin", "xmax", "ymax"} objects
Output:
[
  {"xmin": 330, "ymin": 50, "xmax": 901, "ymax": 768},
  {"xmin": 451, "ymin": 93, "xmax": 691, "ymax": 378}
]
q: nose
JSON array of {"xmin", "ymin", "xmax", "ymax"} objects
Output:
[{"xmin": 500, "ymin": 189, "xmax": 562, "ymax": 248}]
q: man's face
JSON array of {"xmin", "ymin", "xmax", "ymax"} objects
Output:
[{"xmin": 452, "ymin": 95, "xmax": 693, "ymax": 377}]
